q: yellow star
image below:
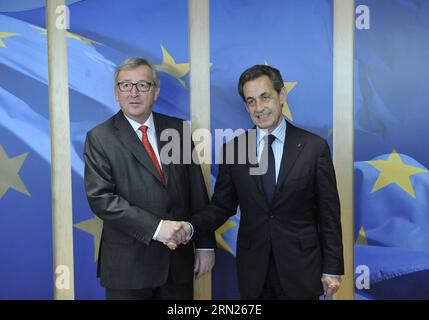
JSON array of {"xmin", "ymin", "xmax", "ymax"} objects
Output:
[
  {"xmin": 215, "ymin": 219, "xmax": 236, "ymax": 255},
  {"xmin": 367, "ymin": 150, "xmax": 428, "ymax": 198},
  {"xmin": 65, "ymin": 31, "xmax": 102, "ymax": 47},
  {"xmin": 355, "ymin": 226, "xmax": 368, "ymax": 246},
  {"xmin": 0, "ymin": 145, "xmax": 30, "ymax": 199},
  {"xmin": 31, "ymin": 25, "xmax": 102, "ymax": 47},
  {"xmin": 0, "ymin": 32, "xmax": 18, "ymax": 48},
  {"xmin": 154, "ymin": 45, "xmax": 190, "ymax": 88},
  {"xmin": 74, "ymin": 216, "xmax": 103, "ymax": 261}
]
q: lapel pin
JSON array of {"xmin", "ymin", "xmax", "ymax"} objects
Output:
[{"xmin": 297, "ymin": 143, "xmax": 302, "ymax": 148}]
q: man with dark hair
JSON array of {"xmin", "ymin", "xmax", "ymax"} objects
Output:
[
  {"xmin": 84, "ymin": 57, "xmax": 215, "ymax": 300},
  {"xmin": 187, "ymin": 64, "xmax": 344, "ymax": 300}
]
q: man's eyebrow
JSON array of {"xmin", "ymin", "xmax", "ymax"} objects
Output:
[{"xmin": 245, "ymin": 91, "xmax": 270, "ymax": 101}]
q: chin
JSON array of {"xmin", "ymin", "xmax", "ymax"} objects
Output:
[
  {"xmin": 257, "ymin": 121, "xmax": 273, "ymax": 130},
  {"xmin": 129, "ymin": 107, "xmax": 145, "ymax": 115}
]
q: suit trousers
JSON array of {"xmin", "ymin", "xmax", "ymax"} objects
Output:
[
  {"xmin": 105, "ymin": 270, "xmax": 193, "ymax": 300},
  {"xmin": 256, "ymin": 246, "xmax": 320, "ymax": 300}
]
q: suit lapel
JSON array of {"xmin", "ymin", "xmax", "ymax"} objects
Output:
[
  {"xmin": 113, "ymin": 111, "xmax": 164, "ymax": 185},
  {"xmin": 274, "ymin": 121, "xmax": 305, "ymax": 197}
]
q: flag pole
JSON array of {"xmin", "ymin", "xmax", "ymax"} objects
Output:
[
  {"xmin": 46, "ymin": 0, "xmax": 75, "ymax": 300},
  {"xmin": 188, "ymin": 0, "xmax": 212, "ymax": 300},
  {"xmin": 333, "ymin": 0, "xmax": 355, "ymax": 300}
]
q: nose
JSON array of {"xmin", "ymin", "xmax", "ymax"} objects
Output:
[
  {"xmin": 254, "ymin": 98, "xmax": 264, "ymax": 112},
  {"xmin": 130, "ymin": 84, "xmax": 140, "ymax": 97}
]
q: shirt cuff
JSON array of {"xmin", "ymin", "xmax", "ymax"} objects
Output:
[
  {"xmin": 152, "ymin": 220, "xmax": 163, "ymax": 240},
  {"xmin": 186, "ymin": 221, "xmax": 194, "ymax": 241},
  {"xmin": 322, "ymin": 273, "xmax": 342, "ymax": 277}
]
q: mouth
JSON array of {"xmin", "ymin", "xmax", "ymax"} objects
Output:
[{"xmin": 256, "ymin": 113, "xmax": 271, "ymax": 120}]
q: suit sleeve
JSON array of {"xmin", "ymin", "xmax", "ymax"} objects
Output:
[
  {"xmin": 315, "ymin": 140, "xmax": 344, "ymax": 275},
  {"xmin": 187, "ymin": 156, "xmax": 216, "ymax": 249},
  {"xmin": 84, "ymin": 131, "xmax": 160, "ymax": 245},
  {"xmin": 181, "ymin": 120, "xmax": 215, "ymax": 249},
  {"xmin": 189, "ymin": 144, "xmax": 239, "ymax": 239}
]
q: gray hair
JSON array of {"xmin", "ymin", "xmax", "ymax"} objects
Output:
[{"xmin": 114, "ymin": 57, "xmax": 160, "ymax": 87}]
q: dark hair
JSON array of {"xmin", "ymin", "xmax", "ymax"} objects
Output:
[{"xmin": 238, "ymin": 65, "xmax": 284, "ymax": 100}]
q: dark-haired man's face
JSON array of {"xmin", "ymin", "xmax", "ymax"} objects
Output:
[{"xmin": 243, "ymin": 75, "xmax": 285, "ymax": 132}]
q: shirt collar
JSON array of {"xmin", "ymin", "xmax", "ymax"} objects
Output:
[
  {"xmin": 257, "ymin": 117, "xmax": 286, "ymax": 144},
  {"xmin": 123, "ymin": 112, "xmax": 155, "ymax": 133}
]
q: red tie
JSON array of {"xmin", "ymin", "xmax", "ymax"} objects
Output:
[{"xmin": 139, "ymin": 125, "xmax": 164, "ymax": 183}]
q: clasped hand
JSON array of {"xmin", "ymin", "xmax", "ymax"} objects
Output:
[{"xmin": 155, "ymin": 220, "xmax": 192, "ymax": 250}]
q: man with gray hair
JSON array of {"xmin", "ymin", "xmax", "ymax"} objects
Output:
[{"xmin": 84, "ymin": 57, "xmax": 215, "ymax": 299}]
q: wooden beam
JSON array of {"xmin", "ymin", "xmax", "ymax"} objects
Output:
[
  {"xmin": 188, "ymin": 0, "xmax": 212, "ymax": 300},
  {"xmin": 333, "ymin": 0, "xmax": 355, "ymax": 300},
  {"xmin": 46, "ymin": 0, "xmax": 75, "ymax": 300}
]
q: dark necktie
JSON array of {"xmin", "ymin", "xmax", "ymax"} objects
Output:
[
  {"xmin": 139, "ymin": 125, "xmax": 164, "ymax": 183},
  {"xmin": 261, "ymin": 134, "xmax": 276, "ymax": 203}
]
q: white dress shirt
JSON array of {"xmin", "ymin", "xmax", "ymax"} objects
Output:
[{"xmin": 256, "ymin": 117, "xmax": 287, "ymax": 181}]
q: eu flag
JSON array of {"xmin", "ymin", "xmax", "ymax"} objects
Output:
[{"xmin": 355, "ymin": 0, "xmax": 429, "ymax": 299}]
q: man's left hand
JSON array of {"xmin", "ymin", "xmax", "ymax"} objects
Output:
[
  {"xmin": 194, "ymin": 250, "xmax": 215, "ymax": 279},
  {"xmin": 321, "ymin": 275, "xmax": 342, "ymax": 298}
]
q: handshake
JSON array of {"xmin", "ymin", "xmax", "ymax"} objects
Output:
[{"xmin": 155, "ymin": 220, "xmax": 192, "ymax": 250}]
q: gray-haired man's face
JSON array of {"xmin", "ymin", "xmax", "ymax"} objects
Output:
[{"xmin": 114, "ymin": 65, "xmax": 160, "ymax": 124}]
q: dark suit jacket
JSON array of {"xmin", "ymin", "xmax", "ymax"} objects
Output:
[
  {"xmin": 189, "ymin": 121, "xmax": 344, "ymax": 299},
  {"xmin": 84, "ymin": 110, "xmax": 215, "ymax": 290}
]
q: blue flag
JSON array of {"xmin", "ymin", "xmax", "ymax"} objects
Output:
[{"xmin": 355, "ymin": 0, "xmax": 429, "ymax": 299}]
